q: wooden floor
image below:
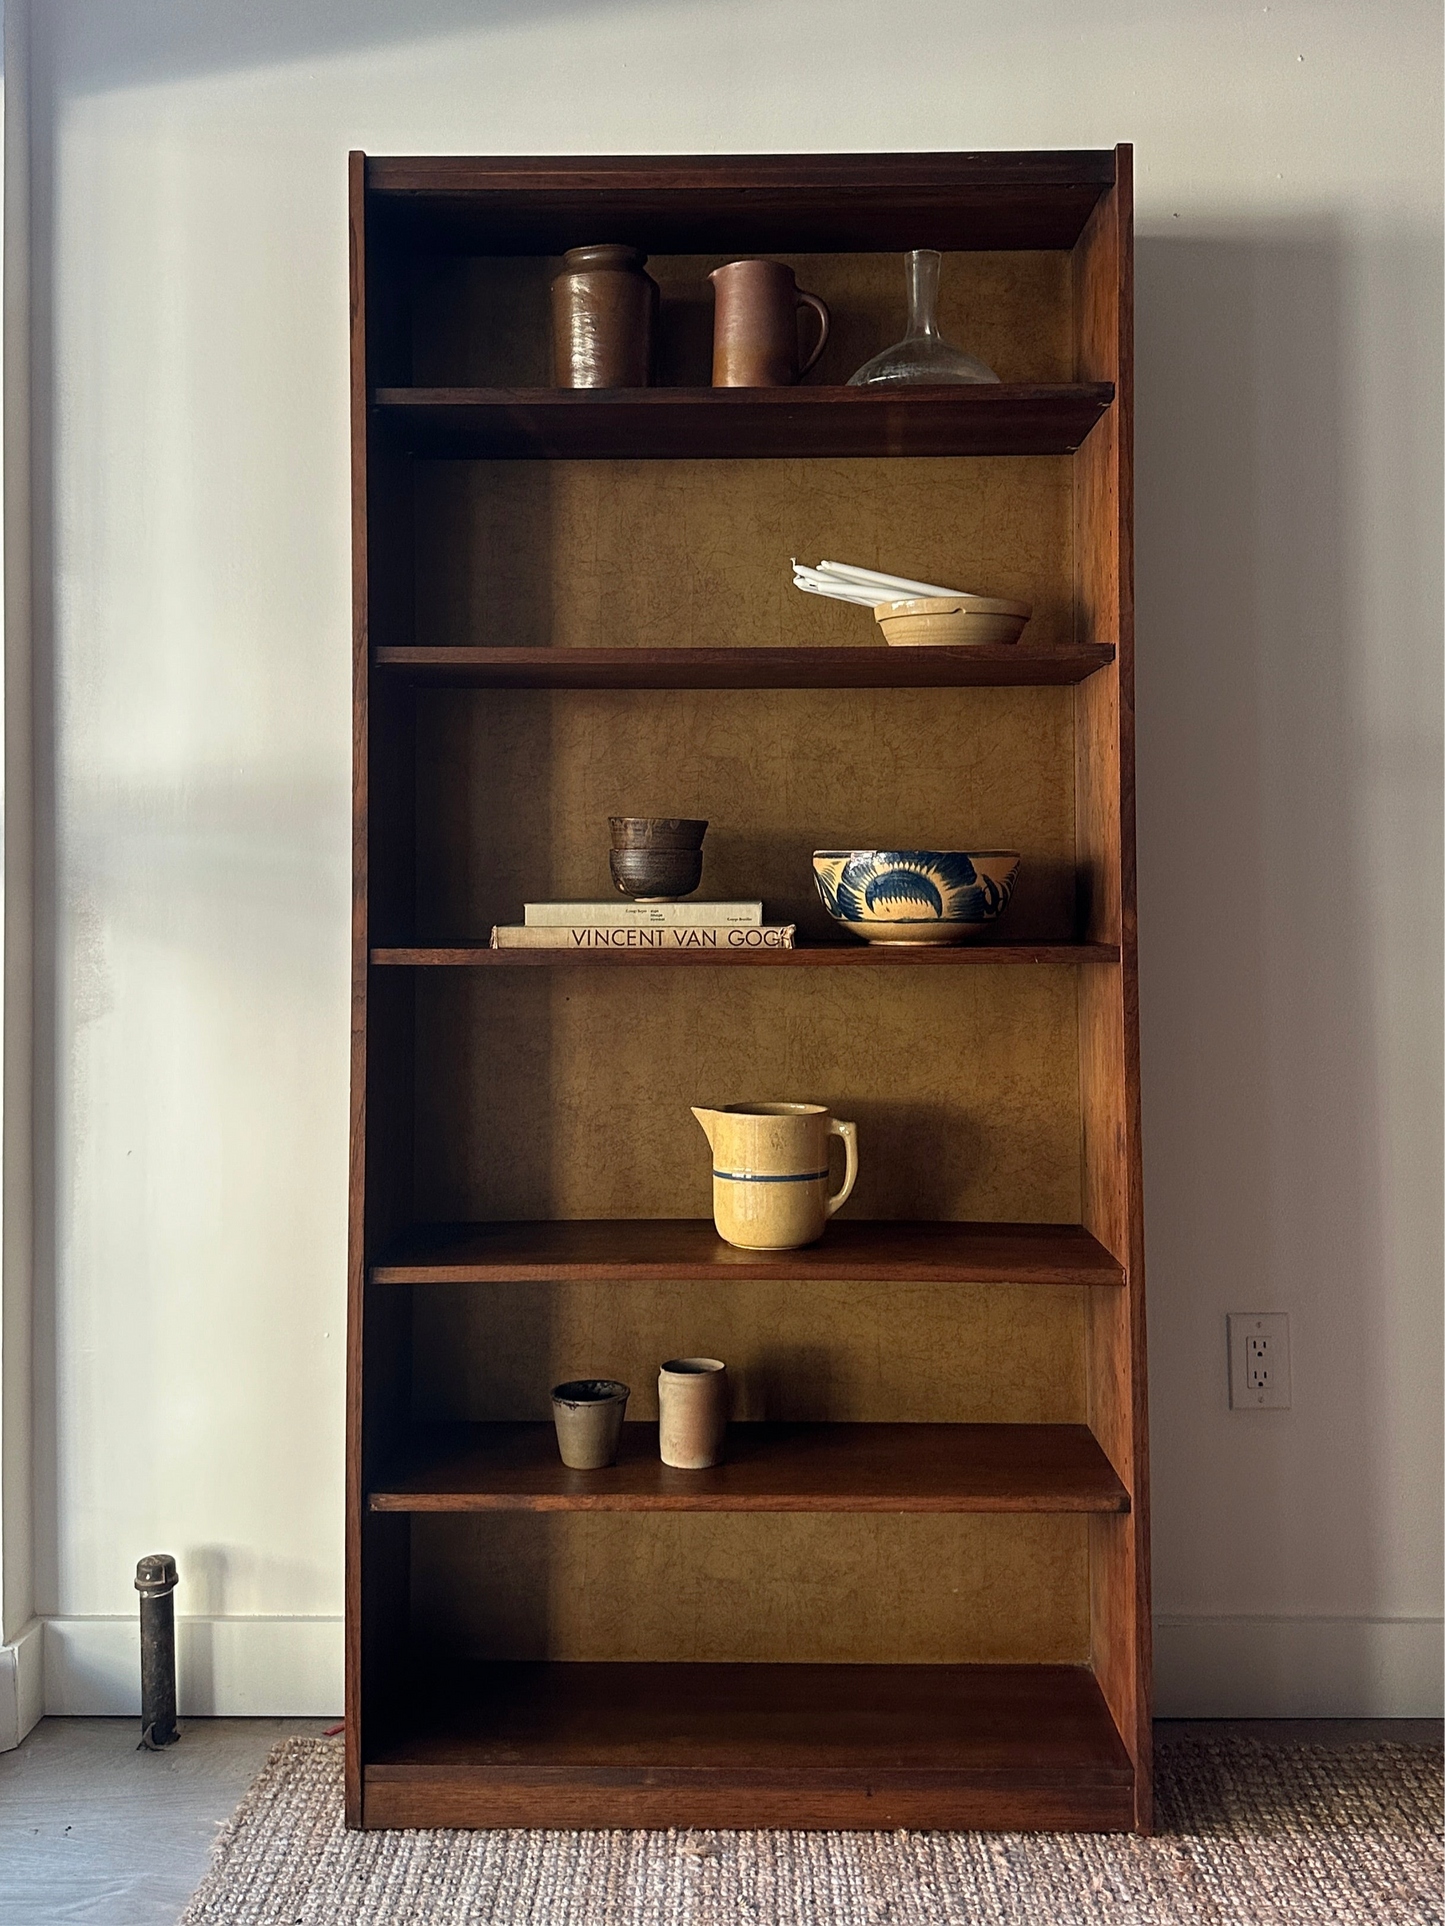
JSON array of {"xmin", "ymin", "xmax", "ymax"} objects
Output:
[
  {"xmin": 0, "ymin": 1716, "xmax": 1438, "ymax": 1925},
  {"xmin": 0, "ymin": 1715, "xmax": 333, "ymax": 1926}
]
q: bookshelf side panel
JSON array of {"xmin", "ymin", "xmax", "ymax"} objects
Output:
[
  {"xmin": 351, "ymin": 154, "xmax": 420, "ymax": 1826},
  {"xmin": 1073, "ymin": 146, "xmax": 1150, "ymax": 1830}
]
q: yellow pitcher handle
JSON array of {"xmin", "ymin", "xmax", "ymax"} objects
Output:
[{"xmin": 826, "ymin": 1118, "xmax": 859, "ymax": 1216}]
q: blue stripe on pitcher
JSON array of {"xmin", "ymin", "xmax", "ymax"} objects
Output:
[{"xmin": 712, "ymin": 1168, "xmax": 830, "ymax": 1183}]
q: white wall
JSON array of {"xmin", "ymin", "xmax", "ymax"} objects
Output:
[
  {"xmin": 0, "ymin": 0, "xmax": 46, "ymax": 1750},
  {"xmin": 8, "ymin": 0, "xmax": 1441, "ymax": 1717}
]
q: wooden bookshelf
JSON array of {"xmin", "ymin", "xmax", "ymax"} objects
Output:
[{"xmin": 349, "ymin": 148, "xmax": 1148, "ymax": 1833}]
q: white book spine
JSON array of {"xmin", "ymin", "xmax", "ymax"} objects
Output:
[
  {"xmin": 523, "ymin": 901, "xmax": 763, "ymax": 928},
  {"xmin": 493, "ymin": 925, "xmax": 795, "ymax": 950}
]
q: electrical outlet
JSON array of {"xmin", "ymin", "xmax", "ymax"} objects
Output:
[{"xmin": 1228, "ymin": 1313, "xmax": 1291, "ymax": 1409}]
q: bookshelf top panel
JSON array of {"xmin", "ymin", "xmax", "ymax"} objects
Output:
[{"xmin": 364, "ymin": 151, "xmax": 1118, "ymax": 254}]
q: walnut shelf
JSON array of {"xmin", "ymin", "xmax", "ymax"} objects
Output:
[
  {"xmin": 370, "ymin": 1421, "xmax": 1129, "ymax": 1514},
  {"xmin": 374, "ymin": 644, "xmax": 1117, "ymax": 690},
  {"xmin": 364, "ymin": 1662, "xmax": 1136, "ymax": 1832},
  {"xmin": 374, "ymin": 383, "xmax": 1114, "ymax": 461},
  {"xmin": 373, "ymin": 942, "xmax": 1121, "ymax": 968},
  {"xmin": 369, "ymin": 1218, "xmax": 1126, "ymax": 1287}
]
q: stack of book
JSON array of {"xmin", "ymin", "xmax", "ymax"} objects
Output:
[{"xmin": 490, "ymin": 900, "xmax": 797, "ymax": 950}]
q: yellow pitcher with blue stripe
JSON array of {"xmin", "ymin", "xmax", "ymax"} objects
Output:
[{"xmin": 691, "ymin": 1102, "xmax": 859, "ymax": 1250}]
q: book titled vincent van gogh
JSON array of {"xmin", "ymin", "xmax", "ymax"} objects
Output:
[{"xmin": 490, "ymin": 924, "xmax": 796, "ymax": 950}]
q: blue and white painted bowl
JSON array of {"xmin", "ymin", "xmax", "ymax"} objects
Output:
[{"xmin": 812, "ymin": 849, "xmax": 1021, "ymax": 945}]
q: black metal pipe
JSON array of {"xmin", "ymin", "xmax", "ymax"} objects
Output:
[{"xmin": 135, "ymin": 1553, "xmax": 180, "ymax": 1749}]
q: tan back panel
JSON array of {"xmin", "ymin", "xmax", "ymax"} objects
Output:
[
  {"xmin": 410, "ymin": 250, "xmax": 1073, "ymax": 390},
  {"xmin": 398, "ymin": 241, "xmax": 1094, "ymax": 1699},
  {"xmin": 411, "ymin": 1512, "xmax": 1089, "ymax": 1664},
  {"xmin": 411, "ymin": 964, "xmax": 1082, "ymax": 1224},
  {"xmin": 414, "ymin": 1280, "xmax": 1087, "ymax": 1425},
  {"xmin": 415, "ymin": 684, "xmax": 1078, "ymax": 941},
  {"xmin": 414, "ymin": 455, "xmax": 1072, "ymax": 655}
]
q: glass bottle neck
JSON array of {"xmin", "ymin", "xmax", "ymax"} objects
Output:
[{"xmin": 905, "ymin": 249, "xmax": 943, "ymax": 340}]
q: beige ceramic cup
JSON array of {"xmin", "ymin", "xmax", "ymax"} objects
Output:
[
  {"xmin": 692, "ymin": 1102, "xmax": 859, "ymax": 1249},
  {"xmin": 657, "ymin": 1358, "xmax": 729, "ymax": 1469}
]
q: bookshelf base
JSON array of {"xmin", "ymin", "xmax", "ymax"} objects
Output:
[{"xmin": 361, "ymin": 1661, "xmax": 1136, "ymax": 1831}]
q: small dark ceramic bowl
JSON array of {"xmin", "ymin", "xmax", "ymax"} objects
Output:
[
  {"xmin": 610, "ymin": 847, "xmax": 704, "ymax": 899},
  {"xmin": 608, "ymin": 816, "xmax": 708, "ymax": 852}
]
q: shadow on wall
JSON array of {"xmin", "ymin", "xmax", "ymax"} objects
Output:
[
  {"xmin": 1136, "ymin": 224, "xmax": 1443, "ymax": 1650},
  {"xmin": 48, "ymin": 0, "xmax": 643, "ymax": 92}
]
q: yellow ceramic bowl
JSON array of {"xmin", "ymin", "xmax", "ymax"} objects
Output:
[
  {"xmin": 874, "ymin": 594, "xmax": 1031, "ymax": 647},
  {"xmin": 813, "ymin": 849, "xmax": 1021, "ymax": 944}
]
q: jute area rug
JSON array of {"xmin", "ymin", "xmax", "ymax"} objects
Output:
[{"xmin": 178, "ymin": 1735, "xmax": 1441, "ymax": 1925}]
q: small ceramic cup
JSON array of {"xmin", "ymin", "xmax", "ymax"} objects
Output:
[
  {"xmin": 657, "ymin": 1358, "xmax": 729, "ymax": 1469},
  {"xmin": 551, "ymin": 1379, "xmax": 630, "ymax": 1469}
]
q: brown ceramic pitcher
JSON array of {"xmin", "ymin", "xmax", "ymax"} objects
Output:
[{"xmin": 709, "ymin": 259, "xmax": 830, "ymax": 386}]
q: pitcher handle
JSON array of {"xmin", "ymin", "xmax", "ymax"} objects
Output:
[
  {"xmin": 825, "ymin": 1117, "xmax": 858, "ymax": 1216},
  {"xmin": 797, "ymin": 290, "xmax": 830, "ymax": 377}
]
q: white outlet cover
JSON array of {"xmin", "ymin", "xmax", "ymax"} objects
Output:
[{"xmin": 1228, "ymin": 1312, "xmax": 1292, "ymax": 1409}]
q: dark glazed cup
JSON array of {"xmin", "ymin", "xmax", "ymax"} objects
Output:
[
  {"xmin": 608, "ymin": 817, "xmax": 708, "ymax": 899},
  {"xmin": 609, "ymin": 816, "xmax": 708, "ymax": 851},
  {"xmin": 551, "ymin": 245, "xmax": 659, "ymax": 388}
]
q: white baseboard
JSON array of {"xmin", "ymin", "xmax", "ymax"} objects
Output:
[
  {"xmin": 0, "ymin": 1617, "xmax": 44, "ymax": 1748},
  {"xmin": 42, "ymin": 1614, "xmax": 342, "ymax": 1717},
  {"xmin": 27, "ymin": 1611, "xmax": 1442, "ymax": 1721},
  {"xmin": 1155, "ymin": 1614, "xmax": 1444, "ymax": 1718}
]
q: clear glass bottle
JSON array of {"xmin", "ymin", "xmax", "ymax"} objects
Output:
[{"xmin": 846, "ymin": 248, "xmax": 999, "ymax": 387}]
